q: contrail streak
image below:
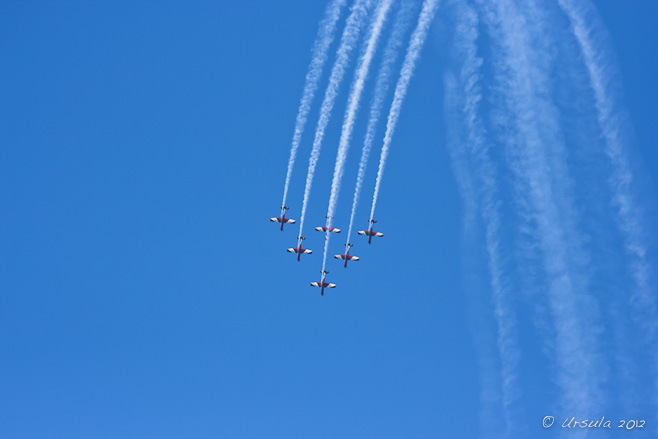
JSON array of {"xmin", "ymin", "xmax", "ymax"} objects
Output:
[
  {"xmin": 369, "ymin": 0, "xmax": 440, "ymax": 222},
  {"xmin": 298, "ymin": 0, "xmax": 372, "ymax": 239},
  {"xmin": 321, "ymin": 0, "xmax": 395, "ymax": 272},
  {"xmin": 557, "ymin": 0, "xmax": 658, "ymax": 400},
  {"xmin": 445, "ymin": 75, "xmax": 503, "ymax": 439},
  {"xmin": 448, "ymin": 3, "xmax": 520, "ymax": 436},
  {"xmin": 345, "ymin": 0, "xmax": 415, "ymax": 244},
  {"xmin": 281, "ymin": 0, "xmax": 347, "ymax": 209},
  {"xmin": 479, "ymin": 0, "xmax": 605, "ymax": 419},
  {"xmin": 446, "ymin": 70, "xmax": 506, "ymax": 438}
]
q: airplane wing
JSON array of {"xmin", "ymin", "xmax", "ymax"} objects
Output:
[
  {"xmin": 286, "ymin": 248, "xmax": 297, "ymax": 253},
  {"xmin": 285, "ymin": 219, "xmax": 296, "ymax": 224},
  {"xmin": 334, "ymin": 254, "xmax": 346, "ymax": 260},
  {"xmin": 302, "ymin": 249, "xmax": 312, "ymax": 254},
  {"xmin": 316, "ymin": 226, "xmax": 340, "ymax": 232},
  {"xmin": 357, "ymin": 231, "xmax": 367, "ymax": 235},
  {"xmin": 327, "ymin": 283, "xmax": 336, "ymax": 288},
  {"xmin": 270, "ymin": 217, "xmax": 282, "ymax": 223},
  {"xmin": 310, "ymin": 282, "xmax": 320, "ymax": 287},
  {"xmin": 375, "ymin": 232, "xmax": 384, "ymax": 237},
  {"xmin": 348, "ymin": 256, "xmax": 359, "ymax": 261}
]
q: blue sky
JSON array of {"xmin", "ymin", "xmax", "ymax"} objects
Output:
[{"xmin": 1, "ymin": 1, "xmax": 656, "ymax": 438}]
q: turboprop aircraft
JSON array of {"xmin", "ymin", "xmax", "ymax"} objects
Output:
[
  {"xmin": 286, "ymin": 237, "xmax": 312, "ymax": 262},
  {"xmin": 334, "ymin": 243, "xmax": 359, "ymax": 268},
  {"xmin": 315, "ymin": 216, "xmax": 341, "ymax": 233},
  {"xmin": 310, "ymin": 270, "xmax": 336, "ymax": 295},
  {"xmin": 358, "ymin": 219, "xmax": 384, "ymax": 244},
  {"xmin": 270, "ymin": 206, "xmax": 295, "ymax": 231}
]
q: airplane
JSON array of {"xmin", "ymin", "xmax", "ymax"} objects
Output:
[
  {"xmin": 270, "ymin": 206, "xmax": 296, "ymax": 231},
  {"xmin": 334, "ymin": 243, "xmax": 359, "ymax": 268},
  {"xmin": 310, "ymin": 270, "xmax": 336, "ymax": 296},
  {"xmin": 358, "ymin": 219, "xmax": 384, "ymax": 244},
  {"xmin": 286, "ymin": 237, "xmax": 312, "ymax": 262},
  {"xmin": 315, "ymin": 216, "xmax": 341, "ymax": 233}
]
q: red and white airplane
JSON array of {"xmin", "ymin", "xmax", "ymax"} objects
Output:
[
  {"xmin": 334, "ymin": 243, "xmax": 359, "ymax": 268},
  {"xmin": 315, "ymin": 216, "xmax": 341, "ymax": 233},
  {"xmin": 287, "ymin": 236, "xmax": 312, "ymax": 262},
  {"xmin": 358, "ymin": 219, "xmax": 384, "ymax": 244},
  {"xmin": 310, "ymin": 270, "xmax": 336, "ymax": 295},
  {"xmin": 270, "ymin": 206, "xmax": 295, "ymax": 231}
]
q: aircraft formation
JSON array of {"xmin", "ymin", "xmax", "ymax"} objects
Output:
[
  {"xmin": 270, "ymin": 206, "xmax": 383, "ymax": 295},
  {"xmin": 272, "ymin": 0, "xmax": 439, "ymax": 295}
]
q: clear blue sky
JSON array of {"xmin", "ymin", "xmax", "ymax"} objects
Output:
[{"xmin": 1, "ymin": 1, "xmax": 656, "ymax": 438}]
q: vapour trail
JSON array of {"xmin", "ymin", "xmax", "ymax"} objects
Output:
[
  {"xmin": 557, "ymin": 0, "xmax": 658, "ymax": 397},
  {"xmin": 479, "ymin": 0, "xmax": 605, "ymax": 418},
  {"xmin": 449, "ymin": 3, "xmax": 520, "ymax": 436},
  {"xmin": 369, "ymin": 0, "xmax": 440, "ymax": 221},
  {"xmin": 298, "ymin": 0, "xmax": 372, "ymax": 239},
  {"xmin": 320, "ymin": 0, "xmax": 394, "ymax": 272},
  {"xmin": 281, "ymin": 0, "xmax": 347, "ymax": 209},
  {"xmin": 345, "ymin": 0, "xmax": 415, "ymax": 244},
  {"xmin": 445, "ymin": 75, "xmax": 504, "ymax": 439}
]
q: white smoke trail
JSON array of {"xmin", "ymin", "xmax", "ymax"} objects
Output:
[
  {"xmin": 298, "ymin": 0, "xmax": 372, "ymax": 238},
  {"xmin": 320, "ymin": 0, "xmax": 394, "ymax": 271},
  {"xmin": 281, "ymin": 0, "xmax": 347, "ymax": 209},
  {"xmin": 345, "ymin": 0, "xmax": 415, "ymax": 243},
  {"xmin": 445, "ymin": 73, "xmax": 505, "ymax": 439},
  {"xmin": 478, "ymin": 0, "xmax": 605, "ymax": 419},
  {"xmin": 448, "ymin": 3, "xmax": 520, "ymax": 435},
  {"xmin": 369, "ymin": 0, "xmax": 440, "ymax": 221},
  {"xmin": 557, "ymin": 0, "xmax": 658, "ymax": 399}
]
